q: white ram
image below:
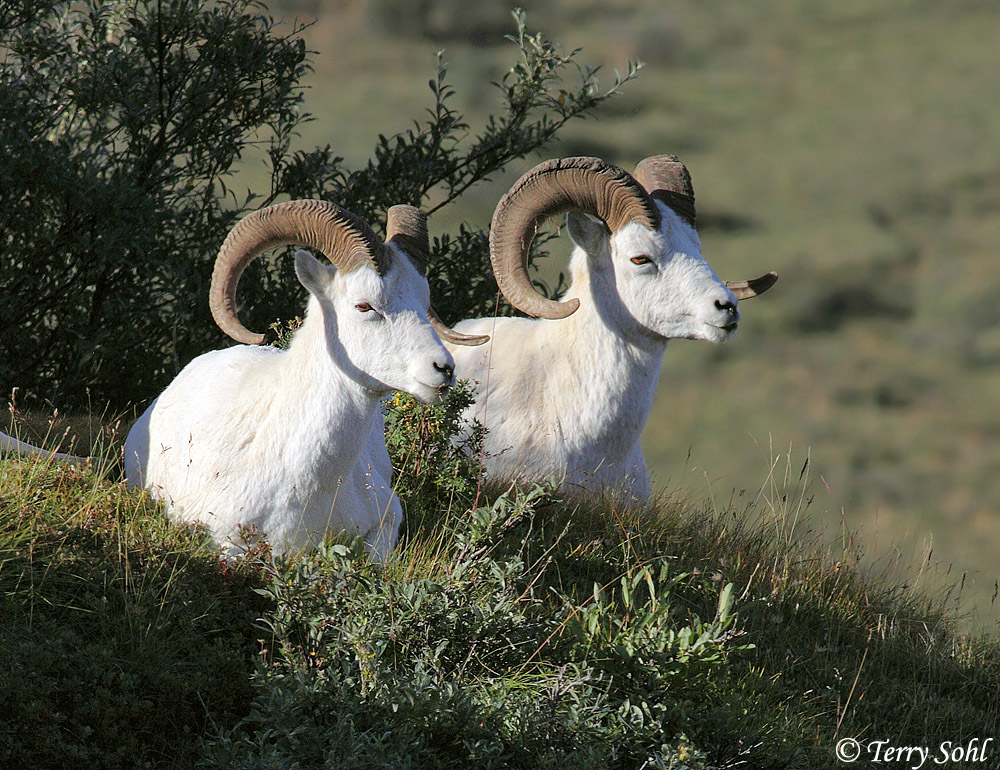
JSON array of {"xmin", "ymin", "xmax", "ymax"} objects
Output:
[
  {"xmin": 124, "ymin": 200, "xmax": 486, "ymax": 559},
  {"xmin": 447, "ymin": 156, "xmax": 776, "ymax": 499}
]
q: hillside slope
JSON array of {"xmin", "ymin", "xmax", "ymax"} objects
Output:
[{"xmin": 2, "ymin": 448, "xmax": 998, "ymax": 768}]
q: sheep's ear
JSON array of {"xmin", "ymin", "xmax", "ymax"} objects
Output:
[
  {"xmin": 566, "ymin": 211, "xmax": 609, "ymax": 254},
  {"xmin": 294, "ymin": 249, "xmax": 336, "ymax": 297}
]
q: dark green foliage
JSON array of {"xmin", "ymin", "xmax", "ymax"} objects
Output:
[
  {"xmin": 0, "ymin": 461, "xmax": 269, "ymax": 770},
  {"xmin": 0, "ymin": 2, "xmax": 635, "ymax": 410},
  {"xmin": 0, "ymin": 0, "xmax": 310, "ymax": 410}
]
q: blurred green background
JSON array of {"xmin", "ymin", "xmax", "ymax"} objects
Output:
[{"xmin": 255, "ymin": 0, "xmax": 1000, "ymax": 628}]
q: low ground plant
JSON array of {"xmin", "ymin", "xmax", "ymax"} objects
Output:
[
  {"xmin": 0, "ymin": 459, "xmax": 268, "ymax": 769},
  {"xmin": 200, "ymin": 487, "xmax": 752, "ymax": 770}
]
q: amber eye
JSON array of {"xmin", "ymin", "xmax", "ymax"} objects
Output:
[
  {"xmin": 355, "ymin": 302, "xmax": 374, "ymax": 313},
  {"xmin": 630, "ymin": 255, "xmax": 653, "ymax": 265}
]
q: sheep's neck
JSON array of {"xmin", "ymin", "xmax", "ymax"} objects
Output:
[
  {"xmin": 267, "ymin": 306, "xmax": 381, "ymax": 475},
  {"xmin": 552, "ymin": 255, "xmax": 667, "ymax": 451}
]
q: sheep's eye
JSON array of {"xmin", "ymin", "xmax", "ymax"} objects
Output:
[
  {"xmin": 355, "ymin": 302, "xmax": 374, "ymax": 313},
  {"xmin": 630, "ymin": 255, "xmax": 653, "ymax": 265}
]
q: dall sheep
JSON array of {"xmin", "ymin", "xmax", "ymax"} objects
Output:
[
  {"xmin": 446, "ymin": 156, "xmax": 776, "ymax": 499},
  {"xmin": 124, "ymin": 200, "xmax": 487, "ymax": 560}
]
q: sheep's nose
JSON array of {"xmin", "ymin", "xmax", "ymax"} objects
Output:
[
  {"xmin": 715, "ymin": 299, "xmax": 738, "ymax": 316},
  {"xmin": 433, "ymin": 360, "xmax": 455, "ymax": 383}
]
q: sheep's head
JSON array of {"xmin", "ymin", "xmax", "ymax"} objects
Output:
[
  {"xmin": 490, "ymin": 156, "xmax": 777, "ymax": 343},
  {"xmin": 209, "ymin": 200, "xmax": 486, "ymax": 403}
]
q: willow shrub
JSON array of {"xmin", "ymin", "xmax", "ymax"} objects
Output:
[{"xmin": 0, "ymin": 1, "xmax": 636, "ymax": 412}]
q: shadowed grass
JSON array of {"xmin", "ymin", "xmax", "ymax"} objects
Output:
[{"xmin": 0, "ymin": 457, "xmax": 268, "ymax": 769}]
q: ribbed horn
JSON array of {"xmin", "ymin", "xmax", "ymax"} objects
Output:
[
  {"xmin": 490, "ymin": 157, "xmax": 660, "ymax": 320},
  {"xmin": 632, "ymin": 154, "xmax": 696, "ymax": 226},
  {"xmin": 428, "ymin": 307, "xmax": 489, "ymax": 347},
  {"xmin": 210, "ymin": 199, "xmax": 389, "ymax": 345},
  {"xmin": 386, "ymin": 205, "xmax": 430, "ymax": 274},
  {"xmin": 385, "ymin": 204, "xmax": 488, "ymax": 347}
]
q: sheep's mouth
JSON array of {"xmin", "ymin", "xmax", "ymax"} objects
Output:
[{"xmin": 414, "ymin": 379, "xmax": 453, "ymax": 401}]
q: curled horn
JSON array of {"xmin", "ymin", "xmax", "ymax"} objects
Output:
[
  {"xmin": 633, "ymin": 155, "xmax": 779, "ymax": 301},
  {"xmin": 632, "ymin": 154, "xmax": 696, "ymax": 226},
  {"xmin": 490, "ymin": 157, "xmax": 661, "ymax": 320},
  {"xmin": 210, "ymin": 199, "xmax": 389, "ymax": 345},
  {"xmin": 386, "ymin": 205, "xmax": 488, "ymax": 347},
  {"xmin": 385, "ymin": 205, "xmax": 430, "ymax": 273}
]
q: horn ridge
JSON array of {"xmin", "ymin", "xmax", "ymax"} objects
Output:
[
  {"xmin": 633, "ymin": 155, "xmax": 696, "ymax": 226},
  {"xmin": 209, "ymin": 199, "xmax": 388, "ymax": 345},
  {"xmin": 725, "ymin": 271, "xmax": 779, "ymax": 301},
  {"xmin": 386, "ymin": 204, "xmax": 430, "ymax": 275},
  {"xmin": 490, "ymin": 156, "xmax": 659, "ymax": 320},
  {"xmin": 385, "ymin": 204, "xmax": 488, "ymax": 346}
]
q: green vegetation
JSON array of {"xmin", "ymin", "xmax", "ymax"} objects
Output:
[
  {"xmin": 7, "ymin": 1, "xmax": 997, "ymax": 621},
  {"xmin": 0, "ymin": 458, "xmax": 267, "ymax": 768},
  {"xmin": 3, "ymin": 402, "xmax": 998, "ymax": 768},
  {"xmin": 0, "ymin": 0, "xmax": 633, "ymax": 411},
  {"xmin": 0, "ymin": 0, "xmax": 311, "ymax": 409}
]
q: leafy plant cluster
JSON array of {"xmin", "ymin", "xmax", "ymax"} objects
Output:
[
  {"xmin": 200, "ymin": 487, "xmax": 751, "ymax": 769},
  {"xmin": 0, "ymin": 0, "xmax": 637, "ymax": 411},
  {"xmin": 0, "ymin": 0, "xmax": 309, "ymax": 410},
  {"xmin": 383, "ymin": 380, "xmax": 487, "ymax": 529}
]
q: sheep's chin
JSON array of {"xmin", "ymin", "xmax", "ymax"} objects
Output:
[
  {"xmin": 692, "ymin": 322, "xmax": 738, "ymax": 343},
  {"xmin": 409, "ymin": 381, "xmax": 450, "ymax": 405}
]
